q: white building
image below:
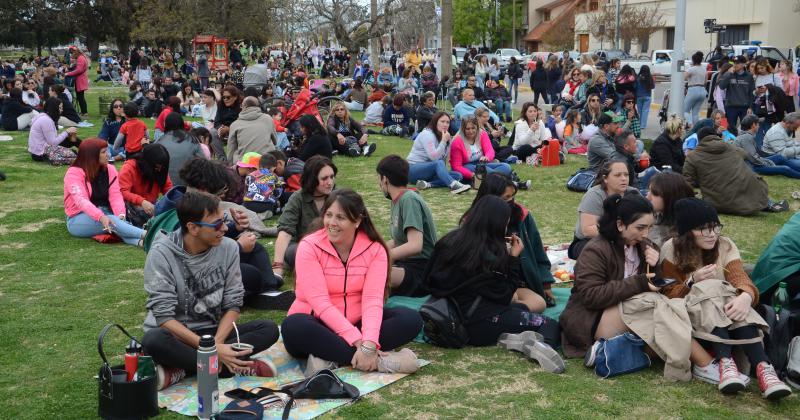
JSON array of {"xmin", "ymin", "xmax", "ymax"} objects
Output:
[{"xmin": 573, "ymin": 0, "xmax": 800, "ymax": 55}]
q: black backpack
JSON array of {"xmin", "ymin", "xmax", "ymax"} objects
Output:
[
  {"xmin": 758, "ymin": 304, "xmax": 799, "ymax": 379},
  {"xmin": 420, "ymin": 271, "xmax": 495, "ymax": 348}
]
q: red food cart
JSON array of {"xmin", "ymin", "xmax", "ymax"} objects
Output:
[{"xmin": 192, "ymin": 35, "xmax": 228, "ymax": 71}]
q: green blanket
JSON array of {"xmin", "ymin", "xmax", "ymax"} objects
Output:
[
  {"xmin": 386, "ymin": 287, "xmax": 572, "ymax": 343},
  {"xmin": 752, "ymin": 211, "xmax": 800, "ymax": 294}
]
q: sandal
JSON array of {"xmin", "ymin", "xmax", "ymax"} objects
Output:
[
  {"xmin": 497, "ymin": 330, "xmax": 544, "ymax": 353},
  {"xmin": 765, "ymin": 200, "xmax": 789, "ymax": 213}
]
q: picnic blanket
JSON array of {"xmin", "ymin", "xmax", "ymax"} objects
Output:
[{"xmin": 158, "ymin": 336, "xmax": 429, "ymax": 419}]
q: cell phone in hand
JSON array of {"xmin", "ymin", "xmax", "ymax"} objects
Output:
[{"xmin": 651, "ymin": 277, "xmax": 677, "ymax": 287}]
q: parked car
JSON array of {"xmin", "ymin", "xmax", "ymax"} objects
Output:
[
  {"xmin": 621, "ymin": 49, "xmax": 708, "ymax": 81},
  {"xmin": 595, "ymin": 49, "xmax": 633, "ymax": 61},
  {"xmin": 705, "ymin": 43, "xmax": 794, "ymax": 71},
  {"xmin": 454, "ymin": 47, "xmax": 468, "ymax": 65},
  {"xmin": 494, "ymin": 48, "xmax": 526, "ymax": 68}
]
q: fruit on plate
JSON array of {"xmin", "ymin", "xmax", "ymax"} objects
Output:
[{"xmin": 560, "ymin": 273, "xmax": 570, "ymax": 281}]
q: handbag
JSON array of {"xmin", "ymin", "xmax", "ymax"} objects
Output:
[
  {"xmin": 566, "ymin": 167, "xmax": 596, "ymax": 192},
  {"xmin": 472, "ymin": 162, "xmax": 487, "ymax": 190},
  {"xmin": 419, "ymin": 296, "xmax": 481, "ymax": 348},
  {"xmin": 594, "ymin": 332, "xmax": 652, "ymax": 378},
  {"xmin": 97, "ymin": 324, "xmax": 159, "ymax": 420}
]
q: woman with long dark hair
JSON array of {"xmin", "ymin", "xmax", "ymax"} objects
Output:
[
  {"xmin": 296, "ymin": 114, "xmax": 333, "ymax": 161},
  {"xmin": 214, "ymin": 85, "xmax": 243, "ymax": 143},
  {"xmin": 97, "ymin": 98, "xmax": 126, "ymax": 160},
  {"xmin": 406, "ymin": 111, "xmax": 470, "ymax": 193},
  {"xmin": 155, "ymin": 112, "xmax": 204, "ymax": 186},
  {"xmin": 635, "ymin": 65, "xmax": 656, "ymax": 129},
  {"xmin": 28, "ymin": 97, "xmax": 78, "ymax": 164},
  {"xmin": 613, "ymin": 64, "xmax": 637, "ymax": 112},
  {"xmin": 469, "ymin": 173, "xmax": 556, "ymax": 306},
  {"xmin": 660, "ymin": 198, "xmax": 791, "ymax": 399},
  {"xmin": 560, "ymin": 193, "xmax": 660, "ymax": 358},
  {"xmin": 645, "ymin": 172, "xmax": 695, "ymax": 247},
  {"xmin": 426, "ymin": 194, "xmax": 564, "ymax": 372},
  {"xmin": 119, "ymin": 143, "xmax": 173, "ymax": 226},
  {"xmin": 63, "ymin": 138, "xmax": 145, "ymax": 246},
  {"xmin": 282, "ymin": 189, "xmax": 423, "ymax": 374}
]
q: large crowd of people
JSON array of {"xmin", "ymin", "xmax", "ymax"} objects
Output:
[{"xmin": 1, "ymin": 41, "xmax": 799, "ymax": 403}]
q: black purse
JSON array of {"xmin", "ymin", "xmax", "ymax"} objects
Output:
[{"xmin": 97, "ymin": 324, "xmax": 159, "ymax": 420}]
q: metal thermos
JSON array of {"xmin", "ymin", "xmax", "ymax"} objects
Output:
[{"xmin": 197, "ymin": 335, "xmax": 219, "ymax": 419}]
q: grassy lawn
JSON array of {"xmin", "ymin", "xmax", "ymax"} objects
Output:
[{"xmin": 0, "ymin": 88, "xmax": 798, "ymax": 419}]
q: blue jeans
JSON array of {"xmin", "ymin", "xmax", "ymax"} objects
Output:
[
  {"xmin": 755, "ymin": 121, "xmax": 772, "ymax": 151},
  {"xmin": 408, "ymin": 160, "xmax": 462, "ymax": 187},
  {"xmin": 495, "ymin": 99, "xmax": 511, "ymax": 120},
  {"xmin": 66, "ymin": 207, "xmax": 145, "ymax": 246},
  {"xmin": 463, "ymin": 162, "xmax": 512, "ymax": 177},
  {"xmin": 750, "ymin": 162, "xmax": 800, "ymax": 179},
  {"xmin": 683, "ymin": 86, "xmax": 707, "ymax": 126},
  {"xmin": 509, "ymin": 78, "xmax": 520, "ymax": 102},
  {"xmin": 636, "ymin": 96, "xmax": 652, "ymax": 129},
  {"xmin": 725, "ymin": 106, "xmax": 748, "ymax": 133},
  {"xmin": 637, "ymin": 166, "xmax": 660, "ymax": 195},
  {"xmin": 276, "ymin": 132, "xmax": 290, "ymax": 150},
  {"xmin": 616, "ymin": 93, "xmax": 626, "ymax": 113}
]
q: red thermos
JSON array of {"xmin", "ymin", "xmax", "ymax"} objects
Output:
[{"xmin": 125, "ymin": 338, "xmax": 141, "ymax": 382}]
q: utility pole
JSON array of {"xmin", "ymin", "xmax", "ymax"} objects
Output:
[
  {"xmin": 668, "ymin": 0, "xmax": 686, "ymax": 118},
  {"xmin": 615, "ymin": 0, "xmax": 621, "ymax": 50}
]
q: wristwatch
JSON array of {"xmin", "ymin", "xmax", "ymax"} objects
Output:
[{"xmin": 686, "ymin": 275, "xmax": 695, "ymax": 289}]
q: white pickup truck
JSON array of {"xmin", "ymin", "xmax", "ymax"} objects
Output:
[{"xmin": 621, "ymin": 50, "xmax": 708, "ymax": 81}]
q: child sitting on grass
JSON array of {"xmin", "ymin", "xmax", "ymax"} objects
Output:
[
  {"xmin": 363, "ymin": 95, "xmax": 389, "ymax": 126},
  {"xmin": 113, "ymin": 102, "xmax": 149, "ymax": 159},
  {"xmin": 243, "ymin": 153, "xmax": 285, "ymax": 220}
]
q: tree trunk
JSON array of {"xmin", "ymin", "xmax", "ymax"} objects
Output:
[
  {"xmin": 35, "ymin": 28, "xmax": 44, "ymax": 57},
  {"xmin": 441, "ymin": 0, "xmax": 452, "ymax": 79},
  {"xmin": 369, "ymin": 0, "xmax": 380, "ymax": 68},
  {"xmin": 86, "ymin": 36, "xmax": 100, "ymax": 61}
]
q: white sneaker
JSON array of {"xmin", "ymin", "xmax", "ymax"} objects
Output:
[
  {"xmin": 450, "ymin": 181, "xmax": 471, "ymax": 194},
  {"xmin": 692, "ymin": 360, "xmax": 750, "ymax": 387},
  {"xmin": 416, "ymin": 180, "xmax": 431, "ymax": 190},
  {"xmin": 584, "ymin": 340, "xmax": 601, "ymax": 367},
  {"xmin": 304, "ymin": 354, "xmax": 338, "ymax": 378},
  {"xmin": 377, "ymin": 348, "xmax": 419, "ymax": 374}
]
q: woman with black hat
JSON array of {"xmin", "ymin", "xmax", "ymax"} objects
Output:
[{"xmin": 659, "ymin": 198, "xmax": 792, "ymax": 400}]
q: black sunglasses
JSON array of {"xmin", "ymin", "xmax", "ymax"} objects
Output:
[{"xmin": 191, "ymin": 218, "xmax": 225, "ymax": 231}]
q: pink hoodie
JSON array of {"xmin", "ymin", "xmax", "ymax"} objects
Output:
[
  {"xmin": 63, "ymin": 164, "xmax": 125, "ymax": 220},
  {"xmin": 289, "ymin": 228, "xmax": 388, "ymax": 346},
  {"xmin": 450, "ymin": 129, "xmax": 495, "ymax": 180}
]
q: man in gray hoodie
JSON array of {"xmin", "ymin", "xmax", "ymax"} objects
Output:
[
  {"xmin": 227, "ymin": 96, "xmax": 278, "ymax": 163},
  {"xmin": 142, "ymin": 190, "xmax": 279, "ymax": 388},
  {"xmin": 718, "ymin": 55, "xmax": 755, "ymax": 132}
]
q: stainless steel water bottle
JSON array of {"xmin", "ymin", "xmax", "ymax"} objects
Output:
[{"xmin": 197, "ymin": 335, "xmax": 219, "ymax": 419}]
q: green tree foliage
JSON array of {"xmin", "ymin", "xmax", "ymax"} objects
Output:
[
  {"xmin": 452, "ymin": 0, "xmax": 492, "ymax": 46},
  {"xmin": 0, "ymin": 0, "xmax": 72, "ymax": 56},
  {"xmin": 491, "ymin": 0, "xmax": 524, "ymax": 48}
]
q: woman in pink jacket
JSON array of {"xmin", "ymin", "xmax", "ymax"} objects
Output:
[
  {"xmin": 65, "ymin": 46, "xmax": 90, "ymax": 116},
  {"xmin": 64, "ymin": 138, "xmax": 145, "ymax": 246},
  {"xmin": 281, "ymin": 189, "xmax": 422, "ymax": 375},
  {"xmin": 450, "ymin": 116, "xmax": 512, "ymax": 181}
]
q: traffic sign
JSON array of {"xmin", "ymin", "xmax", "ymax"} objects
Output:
[{"xmin": 704, "ymin": 18, "xmax": 717, "ymax": 27}]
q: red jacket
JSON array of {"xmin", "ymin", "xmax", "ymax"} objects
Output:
[
  {"xmin": 119, "ymin": 159, "xmax": 173, "ymax": 206},
  {"xmin": 282, "ymin": 88, "xmax": 322, "ymax": 127},
  {"xmin": 288, "ymin": 228, "xmax": 388, "ymax": 346}
]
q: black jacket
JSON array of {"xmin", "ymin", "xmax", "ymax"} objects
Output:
[
  {"xmin": 58, "ymin": 93, "xmax": 81, "ymax": 123},
  {"xmin": 1, "ymin": 99, "xmax": 33, "ymax": 130},
  {"xmin": 650, "ymin": 131, "xmax": 685, "ymax": 173},
  {"xmin": 530, "ymin": 67, "xmax": 548, "ymax": 90},
  {"xmin": 424, "ymin": 242, "xmax": 520, "ymax": 322},
  {"xmin": 298, "ymin": 133, "xmax": 333, "ymax": 162},
  {"xmin": 214, "ymin": 104, "xmax": 241, "ymax": 128}
]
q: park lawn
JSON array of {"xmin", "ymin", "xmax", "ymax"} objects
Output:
[{"xmin": 0, "ymin": 87, "xmax": 798, "ymax": 419}]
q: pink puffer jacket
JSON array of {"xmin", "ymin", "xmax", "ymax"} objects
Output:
[
  {"xmin": 288, "ymin": 228, "xmax": 388, "ymax": 346},
  {"xmin": 63, "ymin": 164, "xmax": 125, "ymax": 220}
]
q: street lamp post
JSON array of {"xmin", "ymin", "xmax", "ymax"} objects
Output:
[{"xmin": 668, "ymin": 0, "xmax": 686, "ymax": 118}]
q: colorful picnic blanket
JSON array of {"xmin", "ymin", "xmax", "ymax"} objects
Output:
[{"xmin": 158, "ymin": 337, "xmax": 429, "ymax": 419}]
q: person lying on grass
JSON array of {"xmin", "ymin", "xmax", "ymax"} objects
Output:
[
  {"xmin": 659, "ymin": 198, "xmax": 792, "ymax": 400},
  {"xmin": 142, "ymin": 190, "xmax": 281, "ymax": 390},
  {"xmin": 376, "ymin": 155, "xmax": 438, "ymax": 298},
  {"xmin": 281, "ymin": 189, "xmax": 422, "ymax": 376}
]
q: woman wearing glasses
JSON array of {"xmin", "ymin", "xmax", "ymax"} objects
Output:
[
  {"xmin": 98, "ymin": 99, "xmax": 126, "ymax": 160},
  {"xmin": 659, "ymin": 198, "xmax": 792, "ymax": 400}
]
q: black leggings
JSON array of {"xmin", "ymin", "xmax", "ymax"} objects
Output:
[
  {"xmin": 532, "ymin": 88, "xmax": 548, "ymax": 105},
  {"xmin": 467, "ymin": 303, "xmax": 561, "ymax": 348},
  {"xmin": 707, "ymin": 326, "xmax": 769, "ymax": 365},
  {"xmin": 281, "ymin": 307, "xmax": 422, "ymax": 365},
  {"xmin": 513, "ymin": 144, "xmax": 542, "ymax": 161},
  {"xmin": 76, "ymin": 90, "xmax": 87, "ymax": 114},
  {"xmin": 141, "ymin": 320, "xmax": 279, "ymax": 377},
  {"xmin": 240, "ymin": 242, "xmax": 281, "ymax": 294}
]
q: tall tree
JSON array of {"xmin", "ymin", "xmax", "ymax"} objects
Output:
[
  {"xmin": 0, "ymin": 0, "xmax": 71, "ymax": 56},
  {"xmin": 441, "ymin": 0, "xmax": 453, "ymax": 78},
  {"xmin": 452, "ymin": 0, "xmax": 491, "ymax": 46}
]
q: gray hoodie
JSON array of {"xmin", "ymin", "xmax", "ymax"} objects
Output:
[{"xmin": 143, "ymin": 230, "xmax": 243, "ymax": 332}]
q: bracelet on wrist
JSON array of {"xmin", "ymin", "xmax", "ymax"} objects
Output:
[{"xmin": 359, "ymin": 343, "xmax": 377, "ymax": 355}]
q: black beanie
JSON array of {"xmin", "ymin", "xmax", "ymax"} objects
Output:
[{"xmin": 674, "ymin": 198, "xmax": 720, "ymax": 235}]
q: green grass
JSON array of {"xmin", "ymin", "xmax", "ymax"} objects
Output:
[{"xmin": 0, "ymin": 89, "xmax": 798, "ymax": 419}]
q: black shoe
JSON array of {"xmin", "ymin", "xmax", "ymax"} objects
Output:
[
  {"xmin": 245, "ymin": 290, "xmax": 296, "ymax": 311},
  {"xmin": 363, "ymin": 143, "xmax": 377, "ymax": 157},
  {"xmin": 764, "ymin": 200, "xmax": 789, "ymax": 213},
  {"xmin": 545, "ymin": 294, "xmax": 557, "ymax": 308}
]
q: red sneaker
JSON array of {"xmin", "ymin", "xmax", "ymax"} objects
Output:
[
  {"xmin": 156, "ymin": 365, "xmax": 186, "ymax": 390},
  {"xmin": 757, "ymin": 362, "xmax": 792, "ymax": 400},
  {"xmin": 242, "ymin": 359, "xmax": 277, "ymax": 377},
  {"xmin": 717, "ymin": 357, "xmax": 745, "ymax": 394}
]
